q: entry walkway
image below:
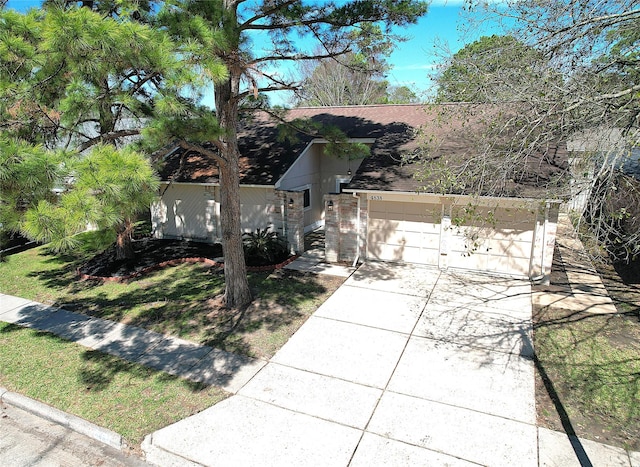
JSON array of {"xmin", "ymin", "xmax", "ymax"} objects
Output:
[{"xmin": 284, "ymin": 229, "xmax": 356, "ymax": 277}]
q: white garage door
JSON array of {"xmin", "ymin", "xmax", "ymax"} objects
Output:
[
  {"xmin": 367, "ymin": 200, "xmax": 441, "ymax": 265},
  {"xmin": 447, "ymin": 205, "xmax": 536, "ymax": 276},
  {"xmin": 366, "ymin": 200, "xmax": 536, "ymax": 276}
]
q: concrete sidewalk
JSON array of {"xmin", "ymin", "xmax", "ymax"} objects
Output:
[{"xmin": 0, "ymin": 293, "xmax": 266, "ymax": 394}]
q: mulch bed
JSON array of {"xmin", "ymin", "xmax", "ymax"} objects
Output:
[{"xmin": 77, "ymin": 238, "xmax": 297, "ymax": 281}]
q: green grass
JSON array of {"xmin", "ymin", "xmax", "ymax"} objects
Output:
[
  {"xmin": 0, "ymin": 322, "xmax": 228, "ymax": 445},
  {"xmin": 534, "ymin": 308, "xmax": 640, "ymax": 449},
  {"xmin": 0, "ymin": 231, "xmax": 343, "ymax": 446},
  {"xmin": 0, "ymin": 232, "xmax": 340, "ymax": 358}
]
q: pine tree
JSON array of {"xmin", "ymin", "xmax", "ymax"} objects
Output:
[{"xmin": 152, "ymin": 0, "xmax": 429, "ymax": 307}]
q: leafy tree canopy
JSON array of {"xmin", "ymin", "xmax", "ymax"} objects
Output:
[
  {"xmin": 22, "ymin": 144, "xmax": 159, "ymax": 257},
  {"xmin": 2, "ymin": 0, "xmax": 429, "ymax": 306},
  {"xmin": 0, "ymin": 6, "xmax": 185, "ymax": 258},
  {"xmin": 386, "ymin": 85, "xmax": 420, "ymax": 104},
  {"xmin": 151, "ymin": 0, "xmax": 429, "ymax": 307},
  {"xmin": 435, "ymin": 34, "xmax": 546, "ymax": 103}
]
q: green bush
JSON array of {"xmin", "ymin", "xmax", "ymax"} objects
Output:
[{"xmin": 243, "ymin": 228, "xmax": 289, "ymax": 266}]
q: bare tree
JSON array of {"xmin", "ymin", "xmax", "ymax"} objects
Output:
[
  {"xmin": 429, "ymin": 0, "xmax": 640, "ymax": 262},
  {"xmin": 295, "ymin": 51, "xmax": 388, "ymax": 106}
]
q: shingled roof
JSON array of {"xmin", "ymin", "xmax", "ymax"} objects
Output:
[{"xmin": 156, "ymin": 103, "xmax": 568, "ymax": 197}]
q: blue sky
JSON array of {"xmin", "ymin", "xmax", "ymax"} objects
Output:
[
  {"xmin": 386, "ymin": 1, "xmax": 499, "ymax": 98},
  {"xmin": 4, "ymin": 0, "xmax": 503, "ymax": 102}
]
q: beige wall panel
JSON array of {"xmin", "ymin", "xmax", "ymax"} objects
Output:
[
  {"xmin": 371, "ymin": 243, "xmax": 404, "ymax": 262},
  {"xmin": 240, "ymin": 187, "xmax": 271, "ymax": 233},
  {"xmin": 399, "ymin": 246, "xmax": 440, "ymax": 264},
  {"xmin": 367, "ymin": 200, "xmax": 440, "ymax": 266},
  {"xmin": 488, "ymin": 255, "xmax": 531, "ymax": 275},
  {"xmin": 489, "ymin": 228, "xmax": 534, "ymax": 241},
  {"xmin": 154, "ymin": 185, "xmax": 216, "ymax": 241},
  {"xmin": 487, "ymin": 238, "xmax": 532, "ymax": 259},
  {"xmin": 366, "ymin": 198, "xmax": 540, "ymax": 276},
  {"xmin": 448, "ymin": 252, "xmax": 489, "ymax": 271}
]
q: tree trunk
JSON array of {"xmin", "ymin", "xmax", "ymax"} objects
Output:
[
  {"xmin": 214, "ymin": 66, "xmax": 252, "ymax": 308},
  {"xmin": 115, "ymin": 218, "xmax": 134, "ymax": 260}
]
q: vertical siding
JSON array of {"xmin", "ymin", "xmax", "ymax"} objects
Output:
[
  {"xmin": 152, "ymin": 184, "xmax": 285, "ymax": 242},
  {"xmin": 240, "ymin": 187, "xmax": 273, "ymax": 233},
  {"xmin": 151, "ymin": 184, "xmax": 217, "ymax": 242}
]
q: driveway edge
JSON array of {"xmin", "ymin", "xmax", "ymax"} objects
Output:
[{"xmin": 0, "ymin": 387, "xmax": 124, "ymax": 450}]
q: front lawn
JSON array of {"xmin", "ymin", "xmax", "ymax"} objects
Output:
[
  {"xmin": 0, "ymin": 232, "xmax": 345, "ymax": 447},
  {"xmin": 0, "ymin": 322, "xmax": 228, "ymax": 447},
  {"xmin": 533, "ymin": 252, "xmax": 640, "ymax": 452},
  {"xmin": 0, "ymin": 232, "xmax": 344, "ymax": 359}
]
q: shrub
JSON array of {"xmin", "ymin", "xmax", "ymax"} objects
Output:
[{"xmin": 243, "ymin": 228, "xmax": 289, "ymax": 266}]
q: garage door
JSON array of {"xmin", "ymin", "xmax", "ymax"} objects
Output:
[
  {"xmin": 366, "ymin": 200, "xmax": 537, "ymax": 276},
  {"xmin": 447, "ymin": 206, "xmax": 535, "ymax": 276},
  {"xmin": 367, "ymin": 200, "xmax": 441, "ymax": 265}
]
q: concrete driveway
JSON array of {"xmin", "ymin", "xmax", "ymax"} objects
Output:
[{"xmin": 143, "ymin": 263, "xmax": 537, "ymax": 466}]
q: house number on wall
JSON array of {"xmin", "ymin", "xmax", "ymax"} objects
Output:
[{"xmin": 369, "ymin": 195, "xmax": 383, "ymax": 200}]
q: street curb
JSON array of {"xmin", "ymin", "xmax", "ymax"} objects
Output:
[{"xmin": 0, "ymin": 387, "xmax": 124, "ymax": 450}]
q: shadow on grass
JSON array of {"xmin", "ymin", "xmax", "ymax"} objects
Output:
[
  {"xmin": 533, "ymin": 305, "xmax": 640, "ymax": 452},
  {"xmin": 23, "ymin": 253, "xmax": 332, "ymax": 359},
  {"xmin": 79, "ymin": 349, "xmax": 210, "ymax": 393},
  {"xmin": 1, "ymin": 323, "xmax": 219, "ymax": 395}
]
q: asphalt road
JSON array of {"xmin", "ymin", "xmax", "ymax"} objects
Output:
[{"xmin": 0, "ymin": 402, "xmax": 149, "ymax": 467}]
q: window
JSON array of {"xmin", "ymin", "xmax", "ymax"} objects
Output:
[
  {"xmin": 302, "ymin": 188, "xmax": 311, "ymax": 209},
  {"xmin": 293, "ymin": 184, "xmax": 312, "ymax": 211}
]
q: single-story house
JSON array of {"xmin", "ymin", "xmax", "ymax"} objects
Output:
[{"xmin": 152, "ymin": 104, "xmax": 568, "ymax": 282}]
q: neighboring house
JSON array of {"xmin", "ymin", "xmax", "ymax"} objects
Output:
[
  {"xmin": 567, "ymin": 128, "xmax": 640, "ymax": 214},
  {"xmin": 152, "ymin": 104, "xmax": 568, "ymax": 282}
]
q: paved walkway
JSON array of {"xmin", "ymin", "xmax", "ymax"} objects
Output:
[
  {"xmin": 139, "ymin": 262, "xmax": 637, "ymax": 467},
  {"xmin": 1, "ymin": 259, "xmax": 638, "ymax": 465},
  {"xmin": 0, "ymin": 293, "xmax": 266, "ymax": 394},
  {"xmin": 532, "ymin": 213, "xmax": 619, "ymax": 314}
]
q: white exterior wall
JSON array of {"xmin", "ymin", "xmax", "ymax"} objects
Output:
[
  {"xmin": 279, "ymin": 143, "xmax": 365, "ymax": 231},
  {"xmin": 152, "ymin": 184, "xmax": 217, "ymax": 241},
  {"xmin": 240, "ymin": 186, "xmax": 281, "ymax": 233},
  {"xmin": 151, "ymin": 183, "xmax": 280, "ymax": 242},
  {"xmin": 279, "ymin": 144, "xmax": 321, "ymax": 229}
]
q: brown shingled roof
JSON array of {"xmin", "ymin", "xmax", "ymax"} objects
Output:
[{"xmin": 156, "ymin": 103, "xmax": 568, "ymax": 197}]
